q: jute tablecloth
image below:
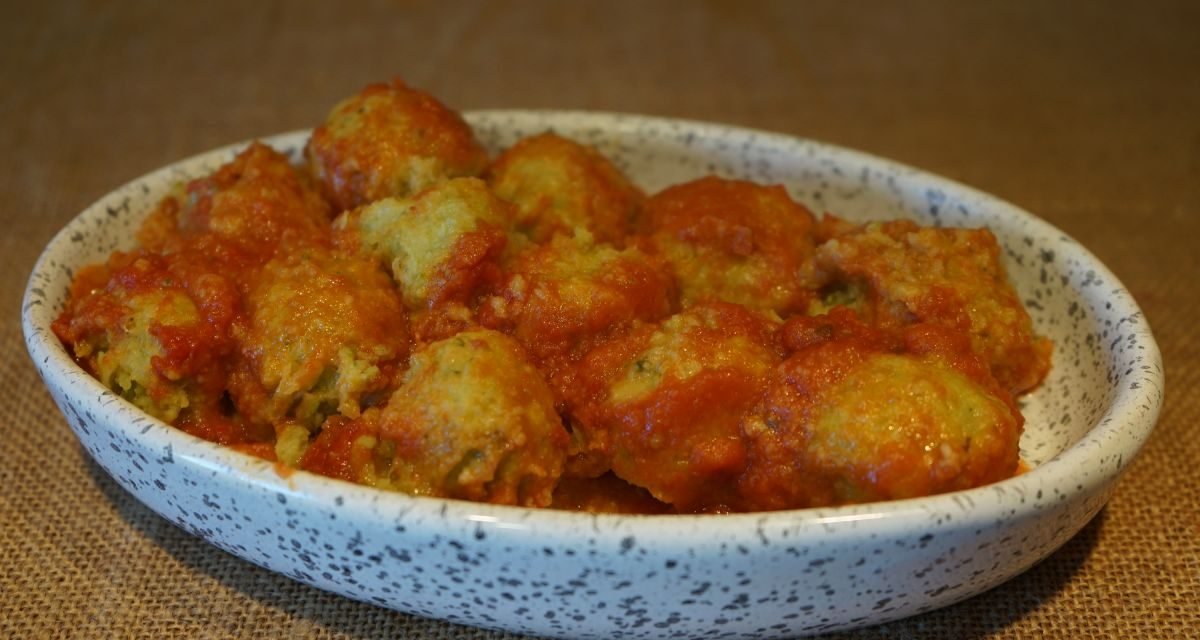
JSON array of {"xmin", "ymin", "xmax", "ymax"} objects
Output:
[{"xmin": 3, "ymin": 1, "xmax": 1196, "ymax": 637}]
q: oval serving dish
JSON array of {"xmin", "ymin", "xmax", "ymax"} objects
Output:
[{"xmin": 23, "ymin": 112, "xmax": 1163, "ymax": 638}]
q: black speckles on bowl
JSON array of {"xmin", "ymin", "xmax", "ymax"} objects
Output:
[{"xmin": 21, "ymin": 113, "xmax": 1163, "ymax": 639}]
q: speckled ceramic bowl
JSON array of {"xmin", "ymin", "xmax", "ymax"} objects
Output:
[{"xmin": 23, "ymin": 112, "xmax": 1163, "ymax": 638}]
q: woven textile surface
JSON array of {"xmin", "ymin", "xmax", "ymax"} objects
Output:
[{"xmin": 2, "ymin": 2, "xmax": 1196, "ymax": 638}]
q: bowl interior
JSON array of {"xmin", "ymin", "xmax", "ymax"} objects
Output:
[{"xmin": 25, "ymin": 111, "xmax": 1160, "ymax": 503}]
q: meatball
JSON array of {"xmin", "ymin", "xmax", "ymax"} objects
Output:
[
  {"xmin": 140, "ymin": 141, "xmax": 331, "ymax": 257},
  {"xmin": 738, "ymin": 311, "xmax": 1022, "ymax": 511},
  {"xmin": 228, "ymin": 246, "xmax": 410, "ymax": 450},
  {"xmin": 571, "ymin": 302, "xmax": 781, "ymax": 511},
  {"xmin": 486, "ymin": 132, "xmax": 643, "ymax": 245},
  {"xmin": 52, "ymin": 251, "xmax": 238, "ymax": 427},
  {"xmin": 335, "ymin": 177, "xmax": 513, "ymax": 309},
  {"xmin": 332, "ymin": 330, "xmax": 569, "ymax": 506},
  {"xmin": 334, "ymin": 177, "xmax": 515, "ymax": 340},
  {"xmin": 644, "ymin": 176, "xmax": 819, "ymax": 317},
  {"xmin": 813, "ymin": 219, "xmax": 1052, "ymax": 394},
  {"xmin": 480, "ymin": 229, "xmax": 675, "ymax": 394},
  {"xmin": 306, "ymin": 79, "xmax": 488, "ymax": 211}
]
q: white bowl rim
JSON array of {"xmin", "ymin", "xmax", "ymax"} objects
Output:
[{"xmin": 22, "ymin": 110, "xmax": 1164, "ymax": 549}]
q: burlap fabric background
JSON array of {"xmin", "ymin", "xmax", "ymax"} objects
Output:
[{"xmin": 3, "ymin": 1, "xmax": 1196, "ymax": 638}]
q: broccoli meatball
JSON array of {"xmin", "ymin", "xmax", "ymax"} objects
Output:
[
  {"xmin": 480, "ymin": 229, "xmax": 675, "ymax": 393},
  {"xmin": 52, "ymin": 251, "xmax": 238, "ymax": 426},
  {"xmin": 738, "ymin": 311, "xmax": 1022, "ymax": 510},
  {"xmin": 335, "ymin": 177, "xmax": 514, "ymax": 309},
  {"xmin": 813, "ymin": 219, "xmax": 1052, "ymax": 394},
  {"xmin": 140, "ymin": 141, "xmax": 331, "ymax": 257},
  {"xmin": 334, "ymin": 177, "xmax": 516, "ymax": 340},
  {"xmin": 644, "ymin": 176, "xmax": 819, "ymax": 317},
  {"xmin": 571, "ymin": 302, "xmax": 781, "ymax": 511},
  {"xmin": 306, "ymin": 79, "xmax": 488, "ymax": 211},
  {"xmin": 341, "ymin": 330, "xmax": 569, "ymax": 506},
  {"xmin": 228, "ymin": 246, "xmax": 410, "ymax": 447},
  {"xmin": 486, "ymin": 132, "xmax": 643, "ymax": 245},
  {"xmin": 63, "ymin": 287, "xmax": 198, "ymax": 422}
]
